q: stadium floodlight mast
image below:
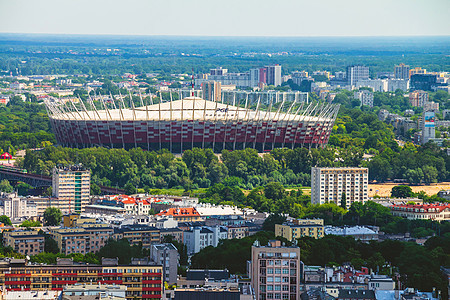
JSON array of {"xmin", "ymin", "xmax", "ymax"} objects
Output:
[{"xmin": 44, "ymin": 89, "xmax": 339, "ymax": 153}]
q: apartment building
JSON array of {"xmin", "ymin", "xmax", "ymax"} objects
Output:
[
  {"xmin": 0, "ymin": 258, "xmax": 163, "ymax": 299},
  {"xmin": 160, "ymin": 228, "xmax": 184, "ymax": 243},
  {"xmin": 202, "ymin": 81, "xmax": 222, "ymax": 102},
  {"xmin": 275, "ymin": 219, "xmax": 324, "ymax": 241},
  {"xmin": 347, "ymin": 65, "xmax": 369, "ymax": 86},
  {"xmin": 409, "ymin": 90, "xmax": 429, "ymax": 107},
  {"xmin": 3, "ymin": 231, "xmax": 44, "ymax": 256},
  {"xmin": 227, "ymin": 225, "xmax": 249, "ymax": 239},
  {"xmin": 25, "ymin": 196, "xmax": 71, "ymax": 216},
  {"xmin": 50, "ymin": 226, "xmax": 114, "ymax": 255},
  {"xmin": 52, "ymin": 165, "xmax": 90, "ymax": 213},
  {"xmin": 311, "ymin": 167, "xmax": 369, "ymax": 206},
  {"xmin": 113, "ymin": 225, "xmax": 160, "ymax": 248},
  {"xmin": 150, "ymin": 243, "xmax": 179, "ymax": 285},
  {"xmin": 250, "ymin": 240, "xmax": 301, "ymax": 300},
  {"xmin": 353, "ymin": 90, "xmax": 374, "ymax": 108},
  {"xmin": 183, "ymin": 226, "xmax": 228, "ymax": 254},
  {"xmin": 0, "ymin": 192, "xmax": 37, "ymax": 220},
  {"xmin": 390, "ymin": 203, "xmax": 450, "ymax": 221},
  {"xmin": 394, "ymin": 64, "xmax": 410, "ymax": 80}
]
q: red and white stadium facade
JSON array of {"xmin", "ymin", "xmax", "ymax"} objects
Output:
[{"xmin": 45, "ymin": 96, "xmax": 339, "ymax": 153}]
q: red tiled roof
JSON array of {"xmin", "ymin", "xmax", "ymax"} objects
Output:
[
  {"xmin": 157, "ymin": 207, "xmax": 200, "ymax": 217},
  {"xmin": 391, "ymin": 203, "xmax": 450, "ymax": 212}
]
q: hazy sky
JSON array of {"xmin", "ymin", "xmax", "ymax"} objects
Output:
[{"xmin": 0, "ymin": 0, "xmax": 449, "ymax": 37}]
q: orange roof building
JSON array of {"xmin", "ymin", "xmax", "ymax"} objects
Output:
[{"xmin": 157, "ymin": 207, "xmax": 203, "ymax": 222}]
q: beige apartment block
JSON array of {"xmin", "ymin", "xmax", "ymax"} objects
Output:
[{"xmin": 251, "ymin": 240, "xmax": 301, "ymax": 300}]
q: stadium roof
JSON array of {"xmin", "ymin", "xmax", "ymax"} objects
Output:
[{"xmin": 48, "ymin": 97, "xmax": 336, "ymax": 122}]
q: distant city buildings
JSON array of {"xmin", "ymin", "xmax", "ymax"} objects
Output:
[
  {"xmin": 52, "ymin": 165, "xmax": 90, "ymax": 213},
  {"xmin": 196, "ymin": 65, "xmax": 282, "ymax": 88},
  {"xmin": 311, "ymin": 167, "xmax": 369, "ymax": 206},
  {"xmin": 395, "ymin": 63, "xmax": 410, "ymax": 80},
  {"xmin": 409, "ymin": 67, "xmax": 426, "ymax": 77},
  {"xmin": 410, "ymin": 74, "xmax": 437, "ymax": 91},
  {"xmin": 408, "ymin": 90, "xmax": 429, "ymax": 107},
  {"xmin": 422, "ymin": 110, "xmax": 436, "ymax": 144},
  {"xmin": 201, "ymin": 81, "xmax": 221, "ymax": 102},
  {"xmin": 347, "ymin": 65, "xmax": 369, "ymax": 86}
]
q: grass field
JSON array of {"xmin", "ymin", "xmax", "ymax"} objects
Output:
[{"xmin": 368, "ymin": 182, "xmax": 450, "ymax": 197}]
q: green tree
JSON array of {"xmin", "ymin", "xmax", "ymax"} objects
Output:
[
  {"xmin": 0, "ymin": 179, "xmax": 13, "ymax": 193},
  {"xmin": 43, "ymin": 207, "xmax": 62, "ymax": 226},
  {"xmin": 0, "ymin": 215, "xmax": 12, "ymax": 226},
  {"xmin": 44, "ymin": 235, "xmax": 60, "ymax": 253},
  {"xmin": 97, "ymin": 238, "xmax": 145, "ymax": 264},
  {"xmin": 264, "ymin": 182, "xmax": 286, "ymax": 201},
  {"xmin": 391, "ymin": 185, "xmax": 413, "ymax": 198},
  {"xmin": 262, "ymin": 214, "xmax": 287, "ymax": 232},
  {"xmin": 20, "ymin": 220, "xmax": 41, "ymax": 228},
  {"xmin": 340, "ymin": 192, "xmax": 347, "ymax": 210}
]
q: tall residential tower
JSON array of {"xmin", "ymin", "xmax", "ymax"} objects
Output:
[{"xmin": 52, "ymin": 165, "xmax": 90, "ymax": 213}]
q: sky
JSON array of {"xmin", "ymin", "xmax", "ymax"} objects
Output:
[{"xmin": 0, "ymin": 0, "xmax": 449, "ymax": 37}]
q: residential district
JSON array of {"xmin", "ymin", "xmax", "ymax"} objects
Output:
[
  {"xmin": 0, "ymin": 62, "xmax": 448, "ymax": 300},
  {"xmin": 0, "ymin": 163, "xmax": 447, "ymax": 300}
]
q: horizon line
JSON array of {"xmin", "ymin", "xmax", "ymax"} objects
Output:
[{"xmin": 1, "ymin": 32, "xmax": 450, "ymax": 39}]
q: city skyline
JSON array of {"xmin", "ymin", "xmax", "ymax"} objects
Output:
[{"xmin": 0, "ymin": 0, "xmax": 449, "ymax": 37}]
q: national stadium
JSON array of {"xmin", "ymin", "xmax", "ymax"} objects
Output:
[{"xmin": 45, "ymin": 92, "xmax": 339, "ymax": 153}]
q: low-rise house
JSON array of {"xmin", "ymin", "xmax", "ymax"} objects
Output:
[{"xmin": 325, "ymin": 226, "xmax": 378, "ymax": 242}]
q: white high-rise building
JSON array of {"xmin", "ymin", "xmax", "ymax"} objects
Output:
[
  {"xmin": 387, "ymin": 79, "xmax": 409, "ymax": 92},
  {"xmin": 267, "ymin": 65, "xmax": 282, "ymax": 86},
  {"xmin": 422, "ymin": 111, "xmax": 436, "ymax": 144},
  {"xmin": 347, "ymin": 65, "xmax": 369, "ymax": 86},
  {"xmin": 311, "ymin": 167, "xmax": 369, "ymax": 206},
  {"xmin": 0, "ymin": 192, "xmax": 37, "ymax": 220}
]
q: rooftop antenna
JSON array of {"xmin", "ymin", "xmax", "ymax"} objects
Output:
[{"xmin": 191, "ymin": 68, "xmax": 195, "ymax": 97}]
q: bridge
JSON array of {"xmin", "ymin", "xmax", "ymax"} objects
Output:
[{"xmin": 0, "ymin": 166, "xmax": 125, "ymax": 195}]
